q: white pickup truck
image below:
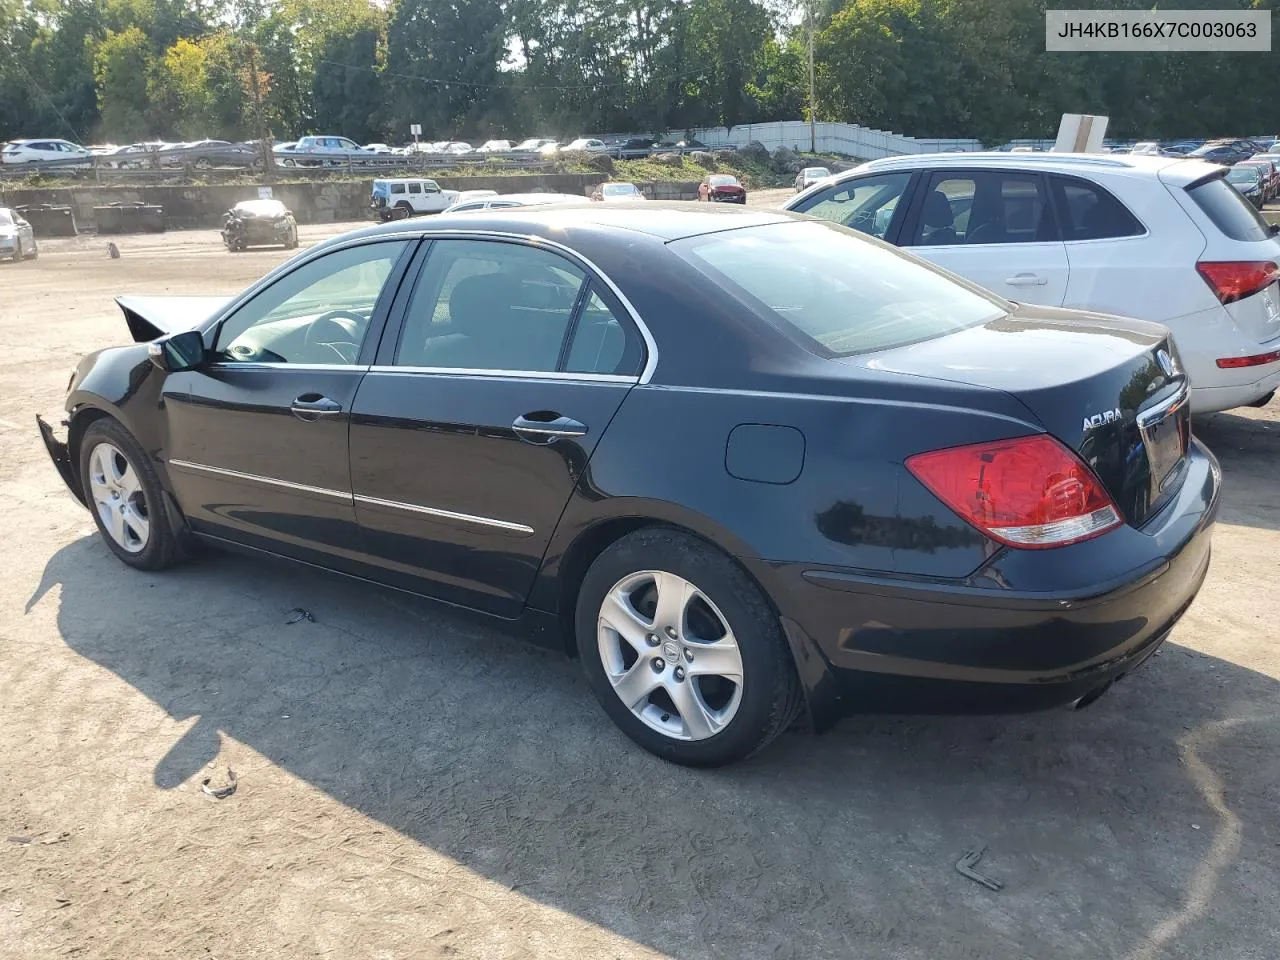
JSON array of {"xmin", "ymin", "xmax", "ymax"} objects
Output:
[{"xmin": 371, "ymin": 178, "xmax": 461, "ymax": 220}]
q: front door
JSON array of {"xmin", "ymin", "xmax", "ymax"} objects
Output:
[
  {"xmin": 349, "ymin": 236, "xmax": 649, "ymax": 616},
  {"xmin": 903, "ymin": 169, "xmax": 1070, "ymax": 308},
  {"xmin": 163, "ymin": 238, "xmax": 415, "ymax": 567}
]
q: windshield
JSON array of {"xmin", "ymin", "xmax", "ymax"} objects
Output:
[
  {"xmin": 708, "ymin": 175, "xmax": 738, "ymax": 186},
  {"xmin": 670, "ymin": 220, "xmax": 1004, "ymax": 358},
  {"xmin": 803, "ymin": 167, "xmax": 830, "ymax": 177},
  {"xmin": 602, "ymin": 183, "xmax": 636, "ymax": 195},
  {"xmin": 1226, "ymin": 167, "xmax": 1259, "ymax": 183}
]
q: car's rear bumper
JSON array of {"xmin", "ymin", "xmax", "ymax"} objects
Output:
[{"xmin": 747, "ymin": 441, "xmax": 1220, "ymax": 730}]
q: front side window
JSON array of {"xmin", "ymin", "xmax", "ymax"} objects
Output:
[
  {"xmin": 791, "ymin": 172, "xmax": 911, "ymax": 240},
  {"xmin": 671, "ymin": 220, "xmax": 1004, "ymax": 358},
  {"xmin": 911, "ymin": 171, "xmax": 1053, "ymax": 246},
  {"xmin": 215, "ymin": 241, "xmax": 410, "ymax": 365},
  {"xmin": 408, "ymin": 182, "xmax": 422, "ymax": 194},
  {"xmin": 395, "ymin": 239, "xmax": 641, "ymax": 375}
]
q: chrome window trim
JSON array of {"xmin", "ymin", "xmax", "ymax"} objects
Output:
[
  {"xmin": 204, "ymin": 362, "xmax": 371, "ymax": 372},
  {"xmin": 198, "ymin": 228, "xmax": 659, "ymax": 383},
  {"xmin": 353, "ymin": 494, "xmax": 534, "ymax": 535},
  {"xmin": 365, "ymin": 366, "xmax": 635, "ymax": 383},
  {"xmin": 167, "ymin": 459, "xmax": 352, "ymax": 501}
]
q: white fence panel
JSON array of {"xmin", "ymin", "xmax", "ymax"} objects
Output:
[{"xmin": 665, "ymin": 120, "xmax": 982, "ymax": 159}]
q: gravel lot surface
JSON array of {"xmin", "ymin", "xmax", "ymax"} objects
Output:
[{"xmin": 1, "ymin": 209, "xmax": 1277, "ymax": 960}]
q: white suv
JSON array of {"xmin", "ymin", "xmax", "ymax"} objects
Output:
[
  {"xmin": 2, "ymin": 138, "xmax": 93, "ymax": 165},
  {"xmin": 786, "ymin": 152, "xmax": 1280, "ymax": 413}
]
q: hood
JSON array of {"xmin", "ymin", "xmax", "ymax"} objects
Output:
[{"xmin": 116, "ymin": 295, "xmax": 231, "ymax": 341}]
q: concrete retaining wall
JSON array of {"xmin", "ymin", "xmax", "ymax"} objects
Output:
[{"xmin": 0, "ymin": 174, "xmax": 610, "ymax": 230}]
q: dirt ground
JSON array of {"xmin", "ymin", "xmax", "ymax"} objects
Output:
[{"xmin": 1, "ymin": 207, "xmax": 1278, "ymax": 960}]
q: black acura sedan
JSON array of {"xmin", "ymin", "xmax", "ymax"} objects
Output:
[{"xmin": 38, "ymin": 205, "xmax": 1220, "ymax": 766}]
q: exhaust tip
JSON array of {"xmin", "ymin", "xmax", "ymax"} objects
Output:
[{"xmin": 1072, "ymin": 680, "xmax": 1114, "ymax": 711}]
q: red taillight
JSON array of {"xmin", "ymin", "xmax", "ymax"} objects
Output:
[
  {"xmin": 1216, "ymin": 349, "xmax": 1280, "ymax": 368},
  {"xmin": 906, "ymin": 435, "xmax": 1122, "ymax": 549},
  {"xmin": 1195, "ymin": 260, "xmax": 1279, "ymax": 305}
]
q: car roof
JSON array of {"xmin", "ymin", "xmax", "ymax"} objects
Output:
[
  {"xmin": 851, "ymin": 151, "xmax": 1224, "ymax": 186},
  {"xmin": 328, "ymin": 203, "xmax": 791, "ymax": 247}
]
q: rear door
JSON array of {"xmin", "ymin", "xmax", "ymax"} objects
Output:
[
  {"xmin": 901, "ymin": 169, "xmax": 1070, "ymax": 307},
  {"xmin": 348, "ymin": 236, "xmax": 649, "ymax": 616},
  {"xmin": 163, "ymin": 238, "xmax": 416, "ymax": 566}
]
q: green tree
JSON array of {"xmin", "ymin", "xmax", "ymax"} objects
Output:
[
  {"xmin": 94, "ymin": 25, "xmax": 154, "ymax": 139},
  {"xmin": 386, "ymin": 0, "xmax": 506, "ymax": 137}
]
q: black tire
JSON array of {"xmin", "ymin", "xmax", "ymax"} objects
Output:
[
  {"xmin": 28, "ymin": 240, "xmax": 38, "ymax": 260},
  {"xmin": 575, "ymin": 528, "xmax": 803, "ymax": 767},
  {"xmin": 288, "ymin": 225, "xmax": 299, "ymax": 249},
  {"xmin": 10, "ymin": 240, "xmax": 21, "ymax": 263},
  {"xmin": 78, "ymin": 418, "xmax": 181, "ymax": 571}
]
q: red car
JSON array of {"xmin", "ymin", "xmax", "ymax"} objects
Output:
[{"xmin": 699, "ymin": 174, "xmax": 746, "ymax": 204}]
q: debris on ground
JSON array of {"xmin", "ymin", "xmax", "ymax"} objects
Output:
[
  {"xmin": 7, "ymin": 836, "xmax": 31, "ymax": 845},
  {"xmin": 285, "ymin": 607, "xmax": 314, "ymax": 624},
  {"xmin": 107, "ymin": 242, "xmax": 120, "ymax": 259},
  {"xmin": 955, "ymin": 847, "xmax": 1003, "ymax": 891},
  {"xmin": 39, "ymin": 833, "xmax": 70, "ymax": 845},
  {"xmin": 201, "ymin": 768, "xmax": 238, "ymax": 800}
]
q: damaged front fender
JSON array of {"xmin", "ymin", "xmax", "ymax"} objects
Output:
[{"xmin": 36, "ymin": 415, "xmax": 85, "ymax": 506}]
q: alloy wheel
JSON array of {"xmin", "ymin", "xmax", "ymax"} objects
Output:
[
  {"xmin": 87, "ymin": 441, "xmax": 150, "ymax": 553},
  {"xmin": 597, "ymin": 569, "xmax": 744, "ymax": 741}
]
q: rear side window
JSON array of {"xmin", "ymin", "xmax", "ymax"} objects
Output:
[
  {"xmin": 671, "ymin": 220, "xmax": 1004, "ymax": 358},
  {"xmin": 407, "ymin": 182, "xmax": 422, "ymax": 194},
  {"xmin": 391, "ymin": 183, "xmax": 405, "ymax": 194},
  {"xmin": 1049, "ymin": 176, "xmax": 1144, "ymax": 241},
  {"xmin": 1187, "ymin": 176, "xmax": 1272, "ymax": 242}
]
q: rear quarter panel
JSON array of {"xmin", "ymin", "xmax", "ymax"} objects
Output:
[
  {"xmin": 1061, "ymin": 174, "xmax": 1212, "ymax": 325},
  {"xmin": 530, "ymin": 379, "xmax": 1048, "ymax": 616}
]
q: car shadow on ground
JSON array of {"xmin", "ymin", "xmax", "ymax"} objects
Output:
[
  {"xmin": 1195, "ymin": 408, "xmax": 1280, "ymax": 532},
  {"xmin": 27, "ymin": 535, "xmax": 1280, "ymax": 960}
]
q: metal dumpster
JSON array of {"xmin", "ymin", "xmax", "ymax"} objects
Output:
[
  {"xmin": 14, "ymin": 203, "xmax": 78, "ymax": 237},
  {"xmin": 94, "ymin": 201, "xmax": 166, "ymax": 234}
]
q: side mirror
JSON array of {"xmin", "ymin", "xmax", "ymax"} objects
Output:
[
  {"xmin": 148, "ymin": 330, "xmax": 206, "ymax": 372},
  {"xmin": 1270, "ymin": 223, "xmax": 1279, "ymax": 237}
]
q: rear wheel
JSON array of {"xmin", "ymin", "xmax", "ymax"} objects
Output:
[
  {"xmin": 10, "ymin": 240, "xmax": 21, "ymax": 262},
  {"xmin": 575, "ymin": 528, "xmax": 803, "ymax": 767},
  {"xmin": 79, "ymin": 418, "xmax": 181, "ymax": 570},
  {"xmin": 27, "ymin": 239, "xmax": 38, "ymax": 260}
]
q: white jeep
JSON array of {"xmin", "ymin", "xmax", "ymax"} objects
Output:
[{"xmin": 371, "ymin": 178, "xmax": 461, "ymax": 220}]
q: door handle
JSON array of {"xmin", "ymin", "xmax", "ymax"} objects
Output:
[
  {"xmin": 512, "ymin": 413, "xmax": 588, "ymax": 443},
  {"xmin": 290, "ymin": 394, "xmax": 343, "ymax": 421},
  {"xmin": 1004, "ymin": 273, "xmax": 1049, "ymax": 287}
]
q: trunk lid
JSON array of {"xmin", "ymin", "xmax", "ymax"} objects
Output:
[{"xmin": 855, "ymin": 303, "xmax": 1192, "ymax": 526}]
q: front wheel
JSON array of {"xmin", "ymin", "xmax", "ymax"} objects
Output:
[
  {"xmin": 10, "ymin": 240, "xmax": 21, "ymax": 262},
  {"xmin": 575, "ymin": 528, "xmax": 803, "ymax": 767},
  {"xmin": 28, "ymin": 239, "xmax": 38, "ymax": 260},
  {"xmin": 79, "ymin": 418, "xmax": 181, "ymax": 570}
]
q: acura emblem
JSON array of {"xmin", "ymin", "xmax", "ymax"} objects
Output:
[{"xmin": 1156, "ymin": 348, "xmax": 1176, "ymax": 377}]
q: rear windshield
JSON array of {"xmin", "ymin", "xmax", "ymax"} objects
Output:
[
  {"xmin": 1187, "ymin": 175, "xmax": 1271, "ymax": 242},
  {"xmin": 670, "ymin": 221, "xmax": 1005, "ymax": 357}
]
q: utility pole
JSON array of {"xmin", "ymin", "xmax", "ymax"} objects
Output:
[
  {"xmin": 245, "ymin": 42, "xmax": 274, "ymax": 177},
  {"xmin": 807, "ymin": 0, "xmax": 817, "ymax": 154}
]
